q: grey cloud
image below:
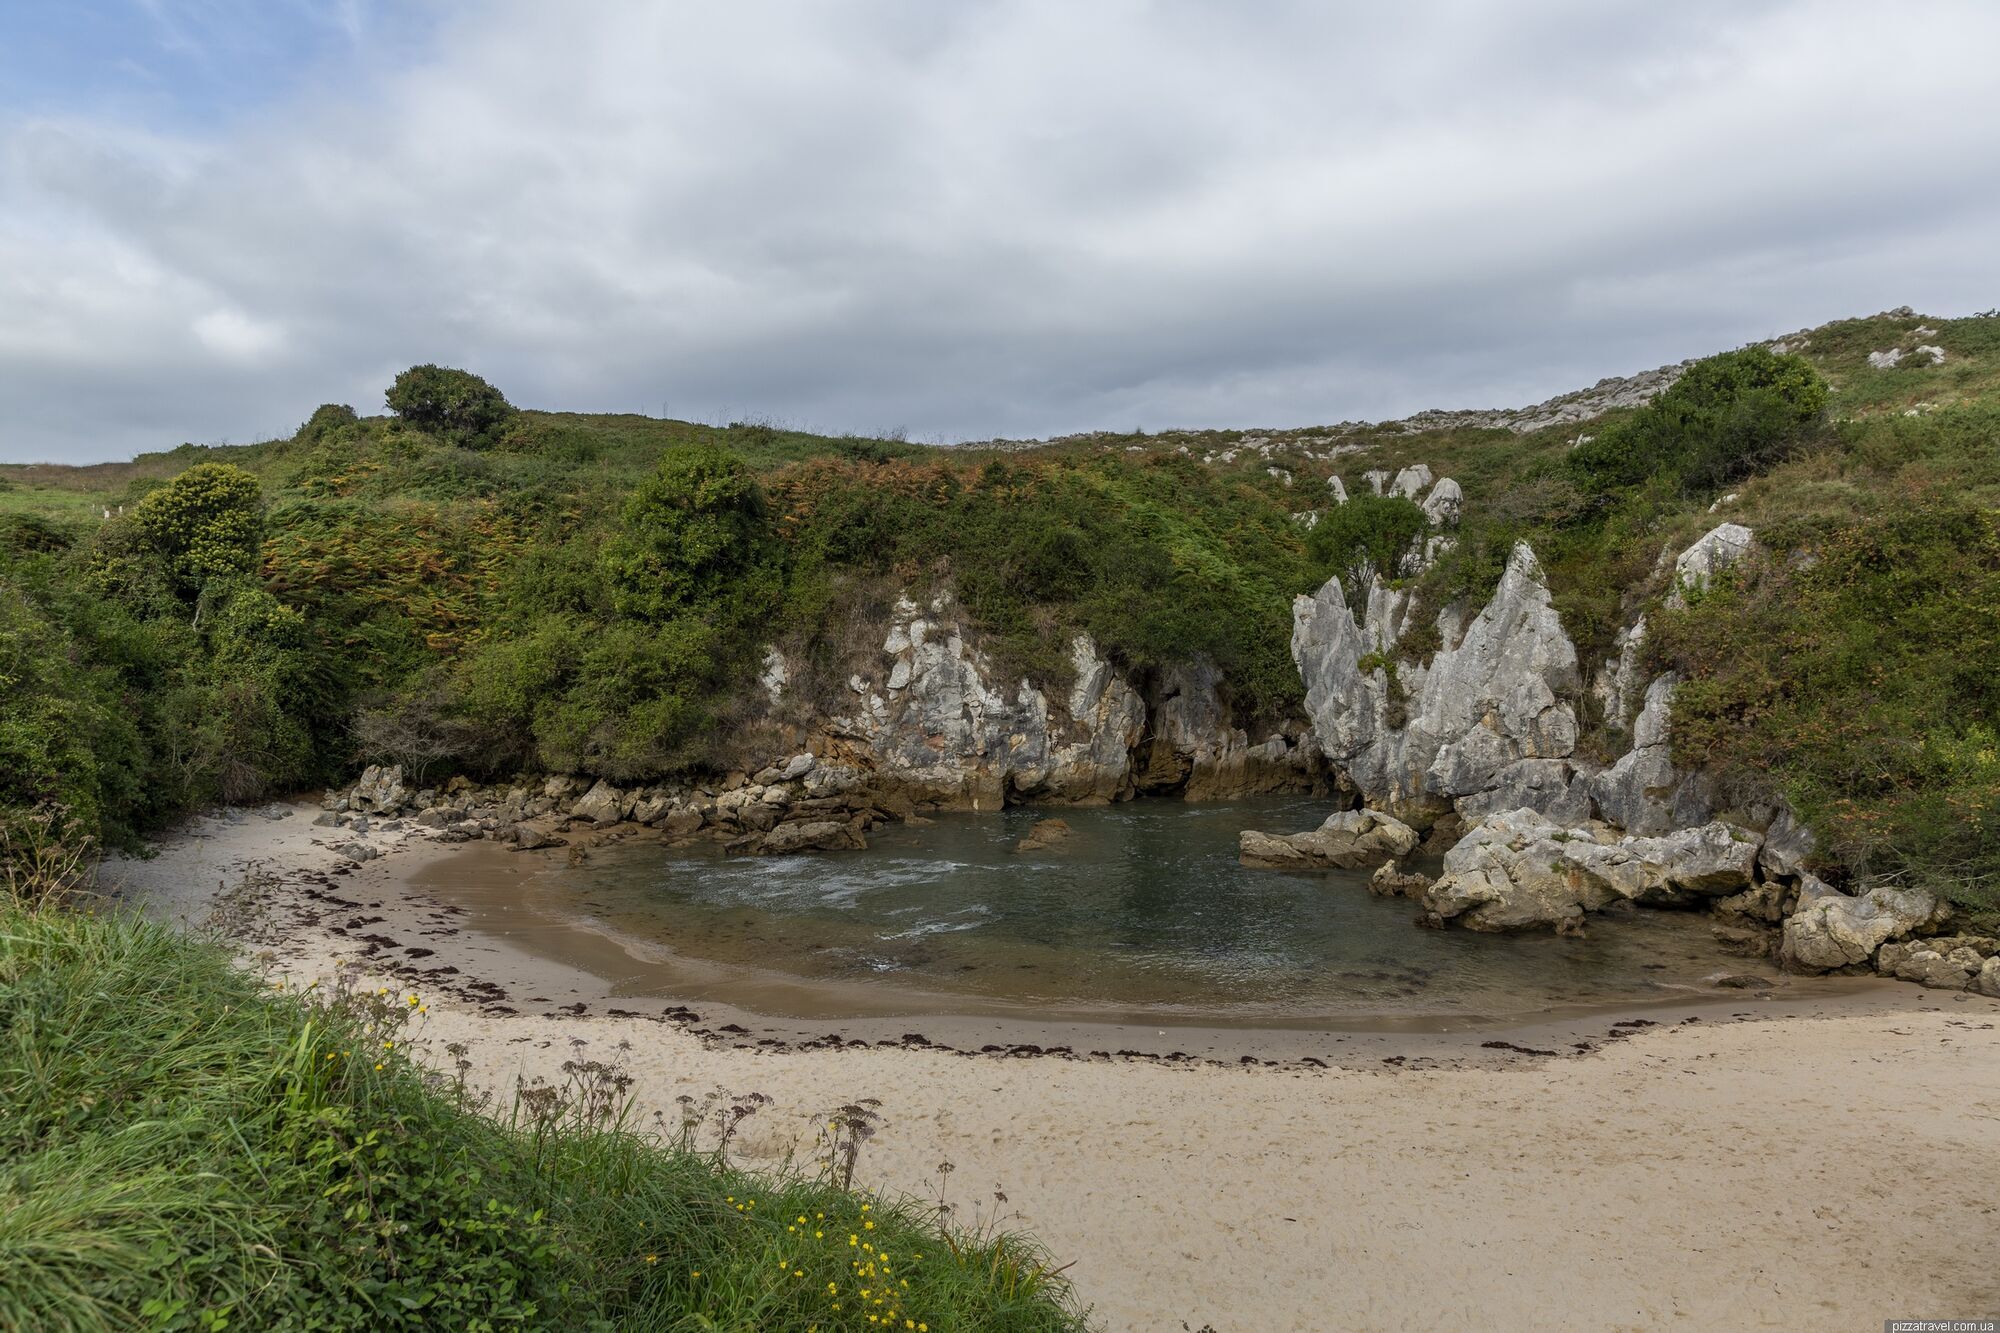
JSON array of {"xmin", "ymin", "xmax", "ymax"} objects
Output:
[{"xmin": 3, "ymin": 0, "xmax": 1999, "ymax": 461}]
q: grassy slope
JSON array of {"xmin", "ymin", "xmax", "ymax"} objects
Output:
[{"xmin": 0, "ymin": 896, "xmax": 1086, "ymax": 1333}]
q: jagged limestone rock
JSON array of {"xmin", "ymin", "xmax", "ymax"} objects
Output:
[
  {"xmin": 1420, "ymin": 477, "xmax": 1462, "ymax": 526},
  {"xmin": 1589, "ymin": 675, "xmax": 1713, "ymax": 837},
  {"xmin": 1295, "ymin": 541, "xmax": 1581, "ymax": 821}
]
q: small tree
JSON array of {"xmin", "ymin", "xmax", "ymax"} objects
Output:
[
  {"xmin": 385, "ymin": 365, "xmax": 515, "ymax": 446},
  {"xmin": 296, "ymin": 402, "xmax": 358, "ymax": 445},
  {"xmin": 133, "ymin": 463, "xmax": 265, "ymax": 598},
  {"xmin": 601, "ymin": 444, "xmax": 781, "ymax": 621},
  {"xmin": 1307, "ymin": 493, "xmax": 1429, "ymax": 595}
]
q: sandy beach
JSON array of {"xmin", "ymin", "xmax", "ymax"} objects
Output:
[{"xmin": 105, "ymin": 803, "xmax": 2000, "ymax": 1331}]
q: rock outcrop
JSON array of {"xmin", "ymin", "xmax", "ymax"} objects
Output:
[
  {"xmin": 825, "ymin": 597, "xmax": 1148, "ymax": 809},
  {"xmin": 1294, "ymin": 541, "xmax": 1582, "ymax": 823},
  {"xmin": 1780, "ymin": 881, "xmax": 1947, "ymax": 972},
  {"xmin": 1238, "ymin": 808, "xmax": 1418, "ymax": 871},
  {"xmin": 1420, "ymin": 808, "xmax": 1761, "ymax": 933},
  {"xmin": 1589, "ymin": 675, "xmax": 1712, "ymax": 837}
]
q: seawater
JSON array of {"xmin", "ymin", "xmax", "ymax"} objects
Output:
[{"xmin": 466, "ymin": 796, "xmax": 1773, "ymax": 1022}]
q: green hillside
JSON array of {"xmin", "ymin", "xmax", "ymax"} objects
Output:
[{"xmin": 3, "ymin": 312, "xmax": 1997, "ymax": 911}]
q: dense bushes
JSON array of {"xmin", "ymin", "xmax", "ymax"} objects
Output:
[
  {"xmin": 0, "ymin": 467, "xmax": 342, "ymax": 849},
  {"xmin": 1652, "ymin": 504, "xmax": 2000, "ymax": 912},
  {"xmin": 385, "ymin": 365, "xmax": 516, "ymax": 447},
  {"xmin": 1570, "ymin": 347, "xmax": 1828, "ymax": 498},
  {"xmin": 771, "ymin": 452, "xmax": 1317, "ymax": 720},
  {"xmin": 0, "ymin": 900, "xmax": 1087, "ymax": 1332}
]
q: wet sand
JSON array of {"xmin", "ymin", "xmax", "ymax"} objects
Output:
[{"xmin": 103, "ymin": 802, "xmax": 2000, "ymax": 1330}]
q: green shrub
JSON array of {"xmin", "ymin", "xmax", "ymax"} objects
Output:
[
  {"xmin": 602, "ymin": 444, "xmax": 782, "ymax": 622},
  {"xmin": 1305, "ymin": 493, "xmax": 1428, "ymax": 598},
  {"xmin": 1651, "ymin": 504, "xmax": 2000, "ymax": 909},
  {"xmin": 296, "ymin": 403, "xmax": 359, "ymax": 445},
  {"xmin": 1570, "ymin": 347, "xmax": 1828, "ymax": 497},
  {"xmin": 131, "ymin": 464, "xmax": 265, "ymax": 600},
  {"xmin": 385, "ymin": 365, "xmax": 516, "ymax": 447}
]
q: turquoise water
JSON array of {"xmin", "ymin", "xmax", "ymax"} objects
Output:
[{"xmin": 483, "ymin": 797, "xmax": 1774, "ymax": 1021}]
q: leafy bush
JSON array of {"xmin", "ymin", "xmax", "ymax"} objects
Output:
[
  {"xmin": 385, "ymin": 365, "xmax": 516, "ymax": 447},
  {"xmin": 601, "ymin": 444, "xmax": 782, "ymax": 621},
  {"xmin": 296, "ymin": 403, "xmax": 359, "ymax": 445},
  {"xmin": 1570, "ymin": 347, "xmax": 1828, "ymax": 497},
  {"xmin": 1305, "ymin": 493, "xmax": 1428, "ymax": 597},
  {"xmin": 131, "ymin": 463, "xmax": 265, "ymax": 599}
]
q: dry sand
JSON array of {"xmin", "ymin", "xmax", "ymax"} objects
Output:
[{"xmin": 104, "ymin": 803, "xmax": 2000, "ymax": 1332}]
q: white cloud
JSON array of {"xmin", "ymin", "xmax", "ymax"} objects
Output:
[{"xmin": 3, "ymin": 0, "xmax": 2000, "ymax": 461}]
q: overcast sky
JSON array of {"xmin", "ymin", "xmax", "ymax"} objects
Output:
[{"xmin": 3, "ymin": 1, "xmax": 1997, "ymax": 463}]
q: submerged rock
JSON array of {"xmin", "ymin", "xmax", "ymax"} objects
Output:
[
  {"xmin": 1013, "ymin": 818, "xmax": 1074, "ymax": 854},
  {"xmin": 1368, "ymin": 860, "xmax": 1431, "ymax": 899},
  {"xmin": 754, "ymin": 819, "xmax": 865, "ymax": 855}
]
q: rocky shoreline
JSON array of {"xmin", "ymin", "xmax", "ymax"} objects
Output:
[{"xmin": 308, "ymin": 456, "xmax": 1997, "ymax": 1006}]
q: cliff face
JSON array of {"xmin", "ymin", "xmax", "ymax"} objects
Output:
[{"xmin": 765, "ymin": 591, "xmax": 1329, "ymax": 810}]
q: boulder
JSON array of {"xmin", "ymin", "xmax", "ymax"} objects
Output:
[
  {"xmin": 1978, "ymin": 956, "xmax": 2000, "ymax": 999},
  {"xmin": 1420, "ymin": 478, "xmax": 1463, "ymax": 527},
  {"xmin": 350, "ymin": 764, "xmax": 409, "ymax": 815},
  {"xmin": 755, "ymin": 820, "xmax": 865, "ymax": 855},
  {"xmin": 570, "ymin": 779, "xmax": 624, "ymax": 827},
  {"xmin": 1420, "ymin": 808, "xmax": 1619, "ymax": 932},
  {"xmin": 1665, "ymin": 523, "xmax": 1755, "ymax": 608},
  {"xmin": 1369, "ymin": 861, "xmax": 1431, "ymax": 898},
  {"xmin": 1780, "ymin": 881, "xmax": 1946, "ymax": 972},
  {"xmin": 414, "ymin": 807, "xmax": 454, "ymax": 829},
  {"xmin": 1239, "ymin": 809, "xmax": 1418, "ymax": 871},
  {"xmin": 333, "ymin": 841, "xmax": 379, "ymax": 863},
  {"xmin": 1562, "ymin": 821, "xmax": 1760, "ymax": 906},
  {"xmin": 1876, "ymin": 936, "xmax": 1996, "ymax": 990},
  {"xmin": 1389, "ymin": 464, "xmax": 1433, "ymax": 499},
  {"xmin": 630, "ymin": 791, "xmax": 674, "ymax": 825},
  {"xmin": 508, "ymin": 822, "xmax": 567, "ymax": 851}
]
